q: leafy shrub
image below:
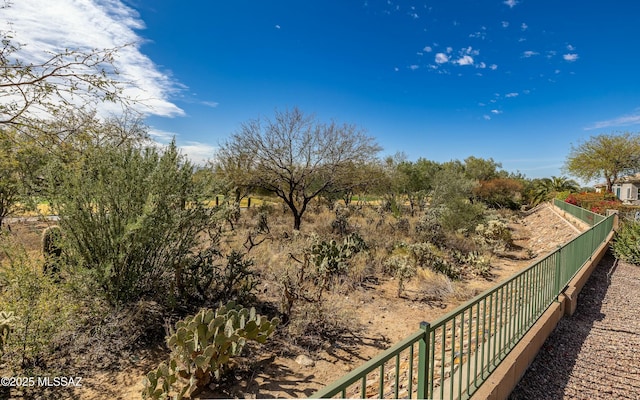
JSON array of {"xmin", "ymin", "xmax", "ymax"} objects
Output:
[
  {"xmin": 566, "ymin": 191, "xmax": 621, "ymax": 214},
  {"xmin": 0, "ymin": 237, "xmax": 78, "ymax": 372},
  {"xmin": 48, "ymin": 142, "xmax": 221, "ymax": 305},
  {"xmin": 612, "ymin": 221, "xmax": 640, "ymax": 265},
  {"xmin": 142, "ymin": 301, "xmax": 278, "ymax": 399},
  {"xmin": 473, "ymin": 178, "xmax": 523, "ymax": 210}
]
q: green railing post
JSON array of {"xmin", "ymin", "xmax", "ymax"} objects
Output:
[
  {"xmin": 417, "ymin": 321, "xmax": 431, "ymax": 400},
  {"xmin": 554, "ymin": 245, "xmax": 562, "ymax": 297}
]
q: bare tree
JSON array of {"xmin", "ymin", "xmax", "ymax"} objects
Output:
[
  {"xmin": 0, "ymin": 27, "xmax": 128, "ymax": 142},
  {"xmin": 217, "ymin": 108, "xmax": 381, "ymax": 230}
]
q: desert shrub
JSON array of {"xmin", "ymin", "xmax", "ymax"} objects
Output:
[
  {"xmin": 415, "ymin": 268, "xmax": 454, "ymax": 301},
  {"xmin": 330, "ymin": 205, "xmax": 351, "ymax": 236},
  {"xmin": 395, "ymin": 217, "xmax": 410, "ymax": 234},
  {"xmin": 473, "ymin": 178, "xmax": 523, "ymax": 210},
  {"xmin": 407, "ymin": 242, "xmax": 458, "ymax": 279},
  {"xmin": 439, "ymin": 200, "xmax": 485, "ymax": 233},
  {"xmin": 142, "ymin": 301, "xmax": 278, "ymax": 400},
  {"xmin": 48, "ymin": 142, "xmax": 222, "ymax": 305},
  {"xmin": 475, "ymin": 219, "xmax": 513, "ymax": 252},
  {"xmin": 566, "ymin": 191, "xmax": 621, "ymax": 214},
  {"xmin": 280, "ymin": 233, "xmax": 368, "ymax": 319},
  {"xmin": 452, "ymin": 250, "xmax": 492, "ymax": 278},
  {"xmin": 612, "ymin": 221, "xmax": 640, "ymax": 265},
  {"xmin": 0, "ymin": 237, "xmax": 78, "ymax": 373},
  {"xmin": 415, "ymin": 206, "xmax": 445, "ymax": 245},
  {"xmin": 180, "ymin": 249, "xmax": 259, "ymax": 305},
  {"xmin": 383, "ymin": 253, "xmax": 415, "ymax": 297}
]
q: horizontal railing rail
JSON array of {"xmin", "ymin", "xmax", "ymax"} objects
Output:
[{"xmin": 312, "ymin": 204, "xmax": 614, "ymax": 399}]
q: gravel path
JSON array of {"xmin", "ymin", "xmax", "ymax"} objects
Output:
[{"xmin": 510, "ymin": 252, "xmax": 640, "ymax": 399}]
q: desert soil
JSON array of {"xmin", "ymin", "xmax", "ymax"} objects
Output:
[{"xmin": 3, "ymin": 204, "xmax": 586, "ymax": 399}]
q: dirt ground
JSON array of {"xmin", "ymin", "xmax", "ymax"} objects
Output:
[{"xmin": 3, "ymin": 204, "xmax": 585, "ymax": 399}]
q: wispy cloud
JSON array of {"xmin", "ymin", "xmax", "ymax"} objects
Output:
[
  {"xmin": 585, "ymin": 109, "xmax": 640, "ymax": 130},
  {"xmin": 521, "ymin": 23, "xmax": 529, "ymax": 31},
  {"xmin": 504, "ymin": 0, "xmax": 518, "ymax": 8},
  {"xmin": 408, "ymin": 64, "xmax": 420, "ymax": 70},
  {"xmin": 202, "ymin": 101, "xmax": 220, "ymax": 108},
  {"xmin": 563, "ymin": 53, "xmax": 579, "ymax": 62},
  {"xmin": 522, "ymin": 50, "xmax": 539, "ymax": 58},
  {"xmin": 505, "ymin": 92, "xmax": 519, "ymax": 97},
  {"xmin": 2, "ymin": 0, "xmax": 184, "ymax": 118}
]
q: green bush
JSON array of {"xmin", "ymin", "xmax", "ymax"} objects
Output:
[
  {"xmin": 0, "ymin": 237, "xmax": 78, "ymax": 373},
  {"xmin": 48, "ymin": 142, "xmax": 222, "ymax": 305},
  {"xmin": 142, "ymin": 301, "xmax": 278, "ymax": 399},
  {"xmin": 612, "ymin": 221, "xmax": 640, "ymax": 265}
]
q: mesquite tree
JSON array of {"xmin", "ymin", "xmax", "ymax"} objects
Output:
[{"xmin": 217, "ymin": 108, "xmax": 381, "ymax": 230}]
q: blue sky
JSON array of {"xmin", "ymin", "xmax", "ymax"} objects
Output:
[{"xmin": 5, "ymin": 1, "xmax": 640, "ymax": 180}]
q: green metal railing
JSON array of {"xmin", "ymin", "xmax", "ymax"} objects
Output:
[
  {"xmin": 312, "ymin": 204, "xmax": 615, "ymax": 399},
  {"xmin": 553, "ymin": 198, "xmax": 606, "ymax": 226}
]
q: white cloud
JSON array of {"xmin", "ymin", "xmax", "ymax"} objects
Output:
[
  {"xmin": 202, "ymin": 101, "xmax": 219, "ymax": 108},
  {"xmin": 2, "ymin": 0, "xmax": 184, "ymax": 118},
  {"xmin": 423, "ymin": 46, "xmax": 433, "ymax": 52},
  {"xmin": 408, "ymin": 64, "xmax": 420, "ymax": 70},
  {"xmin": 563, "ymin": 53, "xmax": 579, "ymax": 62},
  {"xmin": 148, "ymin": 128, "xmax": 177, "ymax": 143},
  {"xmin": 179, "ymin": 142, "xmax": 217, "ymax": 166},
  {"xmin": 394, "ymin": 67, "xmax": 400, "ymax": 72},
  {"xmin": 455, "ymin": 55, "xmax": 474, "ymax": 66},
  {"xmin": 491, "ymin": 109, "xmax": 502, "ymax": 114},
  {"xmin": 435, "ymin": 53, "xmax": 449, "ymax": 64},
  {"xmin": 483, "ymin": 115, "xmax": 491, "ymax": 120},
  {"xmin": 567, "ymin": 44, "xmax": 575, "ymax": 51},
  {"xmin": 504, "ymin": 0, "xmax": 518, "ymax": 8},
  {"xmin": 505, "ymin": 92, "xmax": 519, "ymax": 97},
  {"xmin": 446, "ymin": 47, "xmax": 453, "ymax": 53},
  {"xmin": 523, "ymin": 51, "xmax": 539, "ymax": 58},
  {"xmin": 275, "ymin": 24, "xmax": 281, "ymax": 29},
  {"xmin": 149, "ymin": 128, "xmax": 216, "ymax": 166},
  {"xmin": 489, "ymin": 64, "xmax": 498, "ymax": 70},
  {"xmin": 585, "ymin": 109, "xmax": 640, "ymax": 130},
  {"xmin": 521, "ymin": 23, "xmax": 528, "ymax": 31},
  {"xmin": 501, "ymin": 21, "xmax": 510, "ymax": 28}
]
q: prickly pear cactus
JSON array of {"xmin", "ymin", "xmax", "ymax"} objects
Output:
[{"xmin": 142, "ymin": 301, "xmax": 279, "ymax": 400}]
